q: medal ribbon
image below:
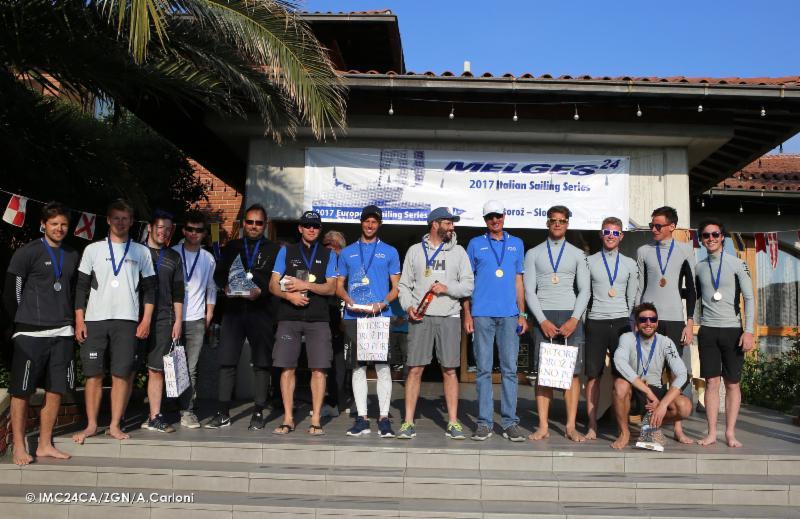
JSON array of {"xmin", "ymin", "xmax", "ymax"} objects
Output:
[
  {"xmin": 546, "ymin": 239, "xmax": 566, "ymax": 274},
  {"xmin": 358, "ymin": 239, "xmax": 378, "ymax": 276},
  {"xmin": 41, "ymin": 238, "xmax": 64, "ymax": 282},
  {"xmin": 602, "ymin": 250, "xmax": 620, "ymax": 288},
  {"xmin": 422, "ymin": 237, "xmax": 445, "ymax": 272},
  {"xmin": 635, "ymin": 333, "xmax": 658, "ymax": 377},
  {"xmin": 656, "ymin": 239, "xmax": 675, "ymax": 277},
  {"xmin": 107, "ymin": 237, "xmax": 132, "ymax": 277},
  {"xmin": 153, "ymin": 247, "xmax": 166, "ymax": 275},
  {"xmin": 485, "ymin": 232, "xmax": 507, "ymax": 269},
  {"xmin": 243, "ymin": 238, "xmax": 262, "ymax": 271},
  {"xmin": 299, "ymin": 240, "xmax": 320, "ymax": 274},
  {"xmin": 707, "ymin": 249, "xmax": 723, "ymax": 292},
  {"xmin": 181, "ymin": 244, "xmax": 201, "ymax": 283}
]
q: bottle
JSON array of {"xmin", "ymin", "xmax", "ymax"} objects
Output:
[{"xmin": 415, "ymin": 281, "xmax": 437, "ymax": 318}]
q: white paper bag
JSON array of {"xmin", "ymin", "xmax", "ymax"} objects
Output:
[
  {"xmin": 537, "ymin": 338, "xmax": 579, "ymax": 390},
  {"xmin": 163, "ymin": 341, "xmax": 190, "ymax": 398},
  {"xmin": 356, "ymin": 317, "xmax": 391, "ymax": 362}
]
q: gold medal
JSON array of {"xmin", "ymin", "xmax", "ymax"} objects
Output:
[
  {"xmin": 551, "ymin": 274, "xmax": 560, "ymax": 284},
  {"xmin": 308, "ymin": 274, "xmax": 316, "ymax": 283},
  {"xmin": 495, "ymin": 268, "xmax": 504, "ymax": 278},
  {"xmin": 608, "ymin": 287, "xmax": 617, "ymax": 297},
  {"xmin": 659, "ymin": 277, "xmax": 667, "ymax": 287},
  {"xmin": 361, "ymin": 277, "xmax": 370, "ymax": 285},
  {"xmin": 424, "ymin": 268, "xmax": 431, "ymax": 277}
]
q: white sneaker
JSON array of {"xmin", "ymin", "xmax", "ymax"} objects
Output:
[{"xmin": 180, "ymin": 413, "xmax": 201, "ymax": 429}]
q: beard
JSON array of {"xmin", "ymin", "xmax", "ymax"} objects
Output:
[{"xmin": 437, "ymin": 228, "xmax": 452, "ymax": 242}]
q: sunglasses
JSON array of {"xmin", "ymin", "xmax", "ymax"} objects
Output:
[
  {"xmin": 602, "ymin": 229, "xmax": 621, "ymax": 237},
  {"xmin": 484, "ymin": 213, "xmax": 504, "ymax": 220},
  {"xmin": 301, "ymin": 224, "xmax": 321, "ymax": 230},
  {"xmin": 547, "ymin": 218, "xmax": 568, "ymax": 226},
  {"xmin": 638, "ymin": 316, "xmax": 659, "ymax": 324},
  {"xmin": 184, "ymin": 225, "xmax": 205, "ymax": 234},
  {"xmin": 245, "ymin": 219, "xmax": 265, "ymax": 227},
  {"xmin": 701, "ymin": 231, "xmax": 722, "ymax": 239},
  {"xmin": 648, "ymin": 222, "xmax": 673, "ymax": 231}
]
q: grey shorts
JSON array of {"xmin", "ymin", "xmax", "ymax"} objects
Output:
[
  {"xmin": 532, "ymin": 309, "xmax": 585, "ymax": 376},
  {"xmin": 406, "ymin": 316, "xmax": 461, "ymax": 368},
  {"xmin": 81, "ymin": 320, "xmax": 138, "ymax": 378},
  {"xmin": 273, "ymin": 320, "xmax": 332, "ymax": 369}
]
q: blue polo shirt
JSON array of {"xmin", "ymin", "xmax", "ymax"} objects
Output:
[
  {"xmin": 273, "ymin": 246, "xmax": 338, "ymax": 278},
  {"xmin": 339, "ymin": 239, "xmax": 401, "ymax": 320},
  {"xmin": 466, "ymin": 232, "xmax": 525, "ymax": 317}
]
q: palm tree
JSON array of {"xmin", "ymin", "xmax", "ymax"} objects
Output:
[{"xmin": 0, "ymin": 0, "xmax": 346, "ymax": 140}]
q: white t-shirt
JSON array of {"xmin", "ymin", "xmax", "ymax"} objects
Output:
[
  {"xmin": 171, "ymin": 244, "xmax": 217, "ymax": 321},
  {"xmin": 78, "ymin": 239, "xmax": 155, "ymax": 322}
]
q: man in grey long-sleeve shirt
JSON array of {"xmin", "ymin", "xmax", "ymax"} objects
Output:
[
  {"xmin": 612, "ymin": 303, "xmax": 692, "ymax": 449},
  {"xmin": 694, "ymin": 218, "xmax": 755, "ymax": 449},
  {"xmin": 584, "ymin": 216, "xmax": 638, "ymax": 440},
  {"xmin": 524, "ymin": 205, "xmax": 590, "ymax": 442},
  {"xmin": 399, "ymin": 207, "xmax": 474, "ymax": 439}
]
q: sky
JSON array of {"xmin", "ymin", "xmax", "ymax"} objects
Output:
[{"xmin": 301, "ymin": 0, "xmax": 800, "ymax": 152}]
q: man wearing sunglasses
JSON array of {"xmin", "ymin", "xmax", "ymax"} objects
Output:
[
  {"xmin": 464, "ymin": 200, "xmax": 527, "ymax": 442},
  {"xmin": 612, "ymin": 303, "xmax": 692, "ymax": 449},
  {"xmin": 584, "ymin": 216, "xmax": 638, "ymax": 440},
  {"xmin": 694, "ymin": 218, "xmax": 754, "ymax": 448},
  {"xmin": 524, "ymin": 205, "xmax": 590, "ymax": 442},
  {"xmin": 269, "ymin": 211, "xmax": 338, "ymax": 436},
  {"xmin": 207, "ymin": 204, "xmax": 281, "ymax": 430},
  {"xmin": 171, "ymin": 211, "xmax": 217, "ymax": 429},
  {"xmin": 635, "ymin": 206, "xmax": 696, "ymax": 444}
]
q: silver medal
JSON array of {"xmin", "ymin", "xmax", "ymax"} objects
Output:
[
  {"xmin": 110, "ymin": 279, "xmax": 120, "ymax": 288},
  {"xmin": 246, "ymin": 271, "xmax": 254, "ymax": 280},
  {"xmin": 53, "ymin": 281, "xmax": 62, "ymax": 292},
  {"xmin": 712, "ymin": 291, "xmax": 722, "ymax": 301}
]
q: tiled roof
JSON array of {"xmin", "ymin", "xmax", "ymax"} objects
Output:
[
  {"xmin": 717, "ymin": 154, "xmax": 800, "ymax": 192},
  {"xmin": 342, "ymin": 70, "xmax": 800, "ymax": 86}
]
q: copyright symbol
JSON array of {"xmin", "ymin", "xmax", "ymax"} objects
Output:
[{"xmin": 25, "ymin": 493, "xmax": 35, "ymax": 503}]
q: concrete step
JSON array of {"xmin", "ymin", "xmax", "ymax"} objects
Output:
[
  {"xmin": 50, "ymin": 435, "xmax": 800, "ymax": 476},
  {"xmin": 0, "ymin": 483, "xmax": 798, "ymax": 518},
  {"xmin": 2, "ymin": 456, "xmax": 799, "ymax": 506}
]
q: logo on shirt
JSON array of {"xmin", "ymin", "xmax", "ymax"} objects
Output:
[
  {"xmin": 374, "ymin": 253, "xmax": 386, "ymax": 259},
  {"xmin": 507, "ymin": 246, "xmax": 518, "ymax": 252}
]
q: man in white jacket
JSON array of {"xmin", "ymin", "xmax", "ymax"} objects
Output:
[{"xmin": 398, "ymin": 207, "xmax": 474, "ymax": 439}]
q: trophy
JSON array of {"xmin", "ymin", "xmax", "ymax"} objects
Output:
[
  {"xmin": 348, "ymin": 266, "xmax": 378, "ymax": 313},
  {"xmin": 227, "ymin": 255, "xmax": 258, "ymax": 297},
  {"xmin": 634, "ymin": 410, "xmax": 666, "ymax": 452}
]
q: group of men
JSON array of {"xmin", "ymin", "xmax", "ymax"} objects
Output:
[{"xmin": 5, "ymin": 196, "xmax": 754, "ymax": 465}]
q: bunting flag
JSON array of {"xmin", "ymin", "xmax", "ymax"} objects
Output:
[
  {"xmin": 766, "ymin": 232, "xmax": 779, "ymax": 269},
  {"xmin": 688, "ymin": 230, "xmax": 700, "ymax": 248},
  {"xmin": 754, "ymin": 233, "xmax": 767, "ymax": 253},
  {"xmin": 210, "ymin": 222, "xmax": 221, "ymax": 260},
  {"xmin": 73, "ymin": 212, "xmax": 96, "ymax": 240},
  {"xmin": 2, "ymin": 195, "xmax": 28, "ymax": 227},
  {"xmin": 731, "ymin": 233, "xmax": 746, "ymax": 252}
]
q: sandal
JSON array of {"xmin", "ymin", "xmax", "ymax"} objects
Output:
[
  {"xmin": 308, "ymin": 424, "xmax": 326, "ymax": 436},
  {"xmin": 272, "ymin": 423, "xmax": 295, "ymax": 435}
]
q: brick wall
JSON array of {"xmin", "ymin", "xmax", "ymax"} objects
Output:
[{"xmin": 191, "ymin": 159, "xmax": 243, "ymax": 239}]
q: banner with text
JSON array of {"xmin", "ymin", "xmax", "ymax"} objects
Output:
[{"xmin": 304, "ymin": 147, "xmax": 629, "ymax": 229}]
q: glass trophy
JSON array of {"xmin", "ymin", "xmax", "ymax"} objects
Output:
[
  {"xmin": 634, "ymin": 411, "xmax": 666, "ymax": 452},
  {"xmin": 227, "ymin": 255, "xmax": 258, "ymax": 296},
  {"xmin": 348, "ymin": 266, "xmax": 378, "ymax": 313}
]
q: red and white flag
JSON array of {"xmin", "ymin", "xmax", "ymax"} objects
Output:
[
  {"xmin": 74, "ymin": 212, "xmax": 96, "ymax": 240},
  {"xmin": 2, "ymin": 195, "xmax": 28, "ymax": 227},
  {"xmin": 766, "ymin": 232, "xmax": 779, "ymax": 269}
]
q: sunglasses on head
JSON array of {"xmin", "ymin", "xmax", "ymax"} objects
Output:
[
  {"xmin": 648, "ymin": 222, "xmax": 673, "ymax": 231},
  {"xmin": 638, "ymin": 316, "xmax": 658, "ymax": 324},
  {"xmin": 184, "ymin": 225, "xmax": 205, "ymax": 234},
  {"xmin": 301, "ymin": 224, "xmax": 321, "ymax": 230},
  {"xmin": 602, "ymin": 229, "xmax": 621, "ymax": 237},
  {"xmin": 245, "ymin": 219, "xmax": 265, "ymax": 227},
  {"xmin": 548, "ymin": 218, "xmax": 568, "ymax": 226},
  {"xmin": 701, "ymin": 231, "xmax": 722, "ymax": 239}
]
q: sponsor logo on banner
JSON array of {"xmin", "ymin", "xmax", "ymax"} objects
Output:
[{"xmin": 304, "ymin": 148, "xmax": 629, "ymax": 229}]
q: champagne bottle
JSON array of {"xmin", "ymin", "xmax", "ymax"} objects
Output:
[{"xmin": 415, "ymin": 281, "xmax": 437, "ymax": 318}]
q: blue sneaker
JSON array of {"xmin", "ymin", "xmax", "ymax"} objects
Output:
[
  {"xmin": 445, "ymin": 421, "xmax": 466, "ymax": 440},
  {"xmin": 377, "ymin": 418, "xmax": 395, "ymax": 438},
  {"xmin": 397, "ymin": 421, "xmax": 416, "ymax": 439},
  {"xmin": 346, "ymin": 416, "xmax": 371, "ymax": 436}
]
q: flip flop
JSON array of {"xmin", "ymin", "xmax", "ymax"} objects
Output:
[
  {"xmin": 308, "ymin": 424, "xmax": 326, "ymax": 436},
  {"xmin": 272, "ymin": 424, "xmax": 295, "ymax": 435}
]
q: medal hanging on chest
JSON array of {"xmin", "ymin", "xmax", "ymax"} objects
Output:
[
  {"xmin": 655, "ymin": 240, "xmax": 675, "ymax": 289},
  {"xmin": 181, "ymin": 244, "xmax": 201, "ymax": 290},
  {"xmin": 41, "ymin": 238, "xmax": 65, "ymax": 292},
  {"xmin": 358, "ymin": 240, "xmax": 377, "ymax": 287},
  {"xmin": 421, "ymin": 237, "xmax": 445, "ymax": 280},
  {"xmin": 547, "ymin": 239, "xmax": 566, "ymax": 285},
  {"xmin": 486, "ymin": 232, "xmax": 506, "ymax": 278},
  {"xmin": 602, "ymin": 250, "xmax": 620, "ymax": 298},
  {"xmin": 243, "ymin": 238, "xmax": 262, "ymax": 281},
  {"xmin": 708, "ymin": 249, "xmax": 724, "ymax": 302},
  {"xmin": 107, "ymin": 237, "xmax": 132, "ymax": 289},
  {"xmin": 299, "ymin": 241, "xmax": 320, "ymax": 284}
]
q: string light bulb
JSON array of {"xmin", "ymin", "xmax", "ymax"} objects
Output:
[
  {"xmin": 573, "ymin": 105, "xmax": 580, "ymax": 121},
  {"xmin": 697, "ymin": 104, "xmax": 703, "ymax": 113},
  {"xmin": 636, "ymin": 104, "xmax": 642, "ymax": 117},
  {"xmin": 777, "ymin": 206, "xmax": 781, "ymax": 216},
  {"xmin": 760, "ymin": 106, "xmax": 766, "ymax": 117},
  {"xmin": 512, "ymin": 105, "xmax": 518, "ymax": 122},
  {"xmin": 701, "ymin": 198, "xmax": 705, "ymax": 208},
  {"xmin": 739, "ymin": 202, "xmax": 744, "ymax": 213},
  {"xmin": 388, "ymin": 101, "xmax": 394, "ymax": 116},
  {"xmin": 449, "ymin": 105, "xmax": 454, "ymax": 120}
]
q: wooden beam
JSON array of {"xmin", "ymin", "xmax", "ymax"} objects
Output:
[{"xmin": 757, "ymin": 326, "xmax": 799, "ymax": 337}]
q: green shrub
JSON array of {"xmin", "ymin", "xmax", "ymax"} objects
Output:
[{"xmin": 741, "ymin": 329, "xmax": 800, "ymax": 412}]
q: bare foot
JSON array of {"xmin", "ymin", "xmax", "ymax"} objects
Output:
[
  {"xmin": 674, "ymin": 432, "xmax": 695, "ymax": 445},
  {"xmin": 725, "ymin": 433, "xmax": 743, "ymax": 448},
  {"xmin": 528, "ymin": 428, "xmax": 550, "ymax": 441},
  {"xmin": 36, "ymin": 444, "xmax": 71, "ymax": 460},
  {"xmin": 585, "ymin": 427, "xmax": 598, "ymax": 441},
  {"xmin": 611, "ymin": 431, "xmax": 629, "ymax": 450},
  {"xmin": 566, "ymin": 428, "xmax": 587, "ymax": 443},
  {"xmin": 12, "ymin": 445, "xmax": 33, "ymax": 466},
  {"xmin": 72, "ymin": 425, "xmax": 98, "ymax": 444},
  {"xmin": 698, "ymin": 433, "xmax": 717, "ymax": 446},
  {"xmin": 107, "ymin": 427, "xmax": 130, "ymax": 440}
]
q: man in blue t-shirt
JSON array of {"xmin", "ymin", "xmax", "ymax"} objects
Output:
[
  {"xmin": 335, "ymin": 206, "xmax": 401, "ymax": 438},
  {"xmin": 464, "ymin": 200, "xmax": 528, "ymax": 442}
]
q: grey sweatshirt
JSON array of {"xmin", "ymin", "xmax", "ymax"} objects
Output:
[
  {"xmin": 523, "ymin": 238, "xmax": 590, "ymax": 323},
  {"xmin": 587, "ymin": 249, "xmax": 638, "ymax": 320},
  {"xmin": 635, "ymin": 239, "xmax": 697, "ymax": 322},
  {"xmin": 614, "ymin": 332, "xmax": 687, "ymax": 389},
  {"xmin": 399, "ymin": 233, "xmax": 474, "ymax": 317},
  {"xmin": 694, "ymin": 250, "xmax": 755, "ymax": 333}
]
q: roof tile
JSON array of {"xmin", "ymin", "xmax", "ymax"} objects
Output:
[{"xmin": 717, "ymin": 154, "xmax": 800, "ymax": 192}]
